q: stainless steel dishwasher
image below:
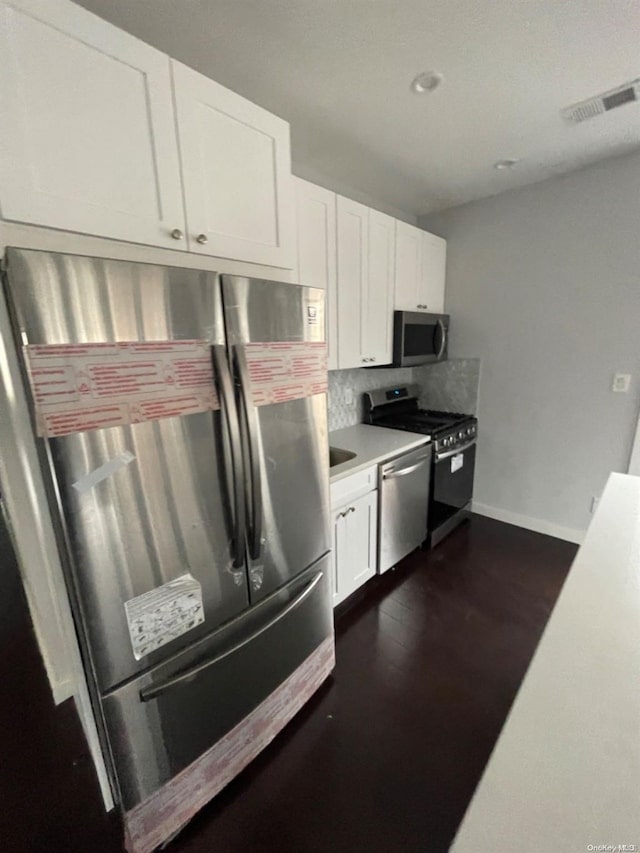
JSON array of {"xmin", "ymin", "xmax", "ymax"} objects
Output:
[{"xmin": 378, "ymin": 443, "xmax": 432, "ymax": 573}]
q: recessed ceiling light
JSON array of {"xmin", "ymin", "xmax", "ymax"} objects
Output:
[
  {"xmin": 411, "ymin": 71, "xmax": 443, "ymax": 94},
  {"xmin": 494, "ymin": 159, "xmax": 520, "ymax": 170}
]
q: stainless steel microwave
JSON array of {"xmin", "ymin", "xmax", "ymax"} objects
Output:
[{"xmin": 391, "ymin": 311, "xmax": 449, "ymax": 367}]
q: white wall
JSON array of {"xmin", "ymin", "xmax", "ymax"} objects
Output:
[
  {"xmin": 421, "ymin": 150, "xmax": 640, "ymax": 542},
  {"xmin": 292, "ymin": 163, "xmax": 417, "ymax": 226},
  {"xmin": 629, "ymin": 411, "xmax": 640, "ymax": 476}
]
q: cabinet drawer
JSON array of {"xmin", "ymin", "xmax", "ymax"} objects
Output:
[{"xmin": 330, "ymin": 465, "xmax": 377, "ymax": 507}]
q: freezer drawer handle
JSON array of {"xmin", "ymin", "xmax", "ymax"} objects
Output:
[
  {"xmin": 382, "ymin": 454, "xmax": 432, "ymax": 479},
  {"xmin": 139, "ymin": 572, "xmax": 324, "ymax": 703},
  {"xmin": 234, "ymin": 345, "xmax": 263, "ymax": 561},
  {"xmin": 212, "ymin": 345, "xmax": 246, "ymax": 568}
]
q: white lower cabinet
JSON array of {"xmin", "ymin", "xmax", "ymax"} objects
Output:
[{"xmin": 331, "ymin": 490, "xmax": 378, "ymax": 607}]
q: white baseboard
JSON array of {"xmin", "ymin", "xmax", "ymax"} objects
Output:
[{"xmin": 472, "ymin": 501, "xmax": 585, "ymax": 545}]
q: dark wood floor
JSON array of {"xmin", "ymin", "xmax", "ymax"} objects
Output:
[{"xmin": 0, "ymin": 515, "xmax": 576, "ymax": 853}]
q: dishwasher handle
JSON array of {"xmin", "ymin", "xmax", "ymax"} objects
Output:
[{"xmin": 382, "ymin": 452, "xmax": 432, "ymax": 480}]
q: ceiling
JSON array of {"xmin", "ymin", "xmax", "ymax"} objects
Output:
[{"xmin": 76, "ymin": 0, "xmax": 640, "ymax": 217}]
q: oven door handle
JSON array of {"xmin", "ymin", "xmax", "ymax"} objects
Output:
[
  {"xmin": 435, "ymin": 439, "xmax": 476, "ymax": 463},
  {"xmin": 436, "ymin": 318, "xmax": 447, "ymax": 359},
  {"xmin": 382, "ymin": 454, "xmax": 432, "ymax": 479}
]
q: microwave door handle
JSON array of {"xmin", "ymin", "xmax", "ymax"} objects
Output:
[
  {"xmin": 233, "ymin": 345, "xmax": 263, "ymax": 561},
  {"xmin": 436, "ymin": 319, "xmax": 446, "ymax": 359},
  {"xmin": 212, "ymin": 345, "xmax": 245, "ymax": 569}
]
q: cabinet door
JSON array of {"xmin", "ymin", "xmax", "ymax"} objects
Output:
[
  {"xmin": 332, "ymin": 491, "xmax": 378, "ymax": 606},
  {"xmin": 363, "ymin": 209, "xmax": 394, "ymax": 365},
  {"xmin": 0, "ymin": 0, "xmax": 185, "ymax": 248},
  {"xmin": 172, "ymin": 60, "xmax": 295, "ymax": 268},
  {"xmin": 420, "ymin": 231, "xmax": 447, "ymax": 313},
  {"xmin": 295, "ymin": 179, "xmax": 338, "ymax": 369},
  {"xmin": 336, "ymin": 196, "xmax": 368, "ymax": 369},
  {"xmin": 331, "ymin": 508, "xmax": 347, "ymax": 607},
  {"xmin": 394, "ymin": 220, "xmax": 422, "ymax": 311}
]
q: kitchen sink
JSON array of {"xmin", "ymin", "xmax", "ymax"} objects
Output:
[{"xmin": 329, "ymin": 446, "xmax": 356, "ymax": 468}]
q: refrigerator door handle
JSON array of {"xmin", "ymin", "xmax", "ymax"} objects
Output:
[
  {"xmin": 212, "ymin": 345, "xmax": 245, "ymax": 569},
  {"xmin": 233, "ymin": 345, "xmax": 263, "ymax": 561},
  {"xmin": 139, "ymin": 571, "xmax": 324, "ymax": 702}
]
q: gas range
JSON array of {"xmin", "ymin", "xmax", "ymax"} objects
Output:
[
  {"xmin": 363, "ymin": 383, "xmax": 478, "ymax": 548},
  {"xmin": 363, "ymin": 384, "xmax": 477, "ymax": 453}
]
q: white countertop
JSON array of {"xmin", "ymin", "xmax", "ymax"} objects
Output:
[
  {"xmin": 329, "ymin": 424, "xmax": 429, "ymax": 482},
  {"xmin": 451, "ymin": 472, "xmax": 640, "ymax": 853}
]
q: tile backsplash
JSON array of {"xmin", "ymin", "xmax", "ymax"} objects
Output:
[
  {"xmin": 413, "ymin": 359, "xmax": 481, "ymax": 415},
  {"xmin": 328, "ymin": 358, "xmax": 480, "ymax": 431}
]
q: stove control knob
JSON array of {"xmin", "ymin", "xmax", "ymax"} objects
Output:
[
  {"xmin": 442, "ymin": 437, "xmax": 450, "ymax": 448},
  {"xmin": 458, "ymin": 430, "xmax": 465, "ymax": 440}
]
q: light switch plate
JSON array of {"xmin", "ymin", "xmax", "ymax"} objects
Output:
[
  {"xmin": 612, "ymin": 373, "xmax": 631, "ymax": 393},
  {"xmin": 344, "ymin": 388, "xmax": 354, "ymax": 405}
]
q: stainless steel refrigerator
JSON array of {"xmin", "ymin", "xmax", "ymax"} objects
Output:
[{"xmin": 2, "ymin": 248, "xmax": 333, "ymax": 811}]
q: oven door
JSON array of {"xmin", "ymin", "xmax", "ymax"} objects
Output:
[
  {"xmin": 430, "ymin": 440, "xmax": 476, "ymax": 532},
  {"xmin": 393, "ymin": 312, "xmax": 449, "ymax": 367}
]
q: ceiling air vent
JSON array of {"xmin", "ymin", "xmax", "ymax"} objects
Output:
[{"xmin": 562, "ymin": 79, "xmax": 640, "ymax": 123}]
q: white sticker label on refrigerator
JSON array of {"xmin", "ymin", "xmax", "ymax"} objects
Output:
[
  {"xmin": 23, "ymin": 340, "xmax": 219, "ymax": 437},
  {"xmin": 72, "ymin": 451, "xmax": 135, "ymax": 493},
  {"xmin": 244, "ymin": 341, "xmax": 328, "ymax": 406},
  {"xmin": 451, "ymin": 453, "xmax": 464, "ymax": 473},
  {"xmin": 124, "ymin": 574, "xmax": 204, "ymax": 661}
]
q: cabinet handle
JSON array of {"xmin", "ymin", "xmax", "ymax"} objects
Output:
[
  {"xmin": 196, "ymin": 233, "xmax": 208, "ymax": 244},
  {"xmin": 170, "ymin": 228, "xmax": 184, "ymax": 240},
  {"xmin": 336, "ymin": 507, "xmax": 356, "ymax": 520}
]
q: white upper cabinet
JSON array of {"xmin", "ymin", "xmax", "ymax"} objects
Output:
[
  {"xmin": 363, "ymin": 209, "xmax": 394, "ymax": 365},
  {"xmin": 172, "ymin": 61, "xmax": 295, "ymax": 268},
  {"xmin": 294, "ymin": 178, "xmax": 338, "ymax": 369},
  {"xmin": 336, "ymin": 196, "xmax": 395, "ymax": 369},
  {"xmin": 0, "ymin": 0, "xmax": 185, "ymax": 248},
  {"xmin": 420, "ymin": 230, "xmax": 447, "ymax": 313},
  {"xmin": 336, "ymin": 196, "xmax": 368, "ymax": 369},
  {"xmin": 394, "ymin": 221, "xmax": 423, "ymax": 310},
  {"xmin": 394, "ymin": 220, "xmax": 447, "ymax": 313}
]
